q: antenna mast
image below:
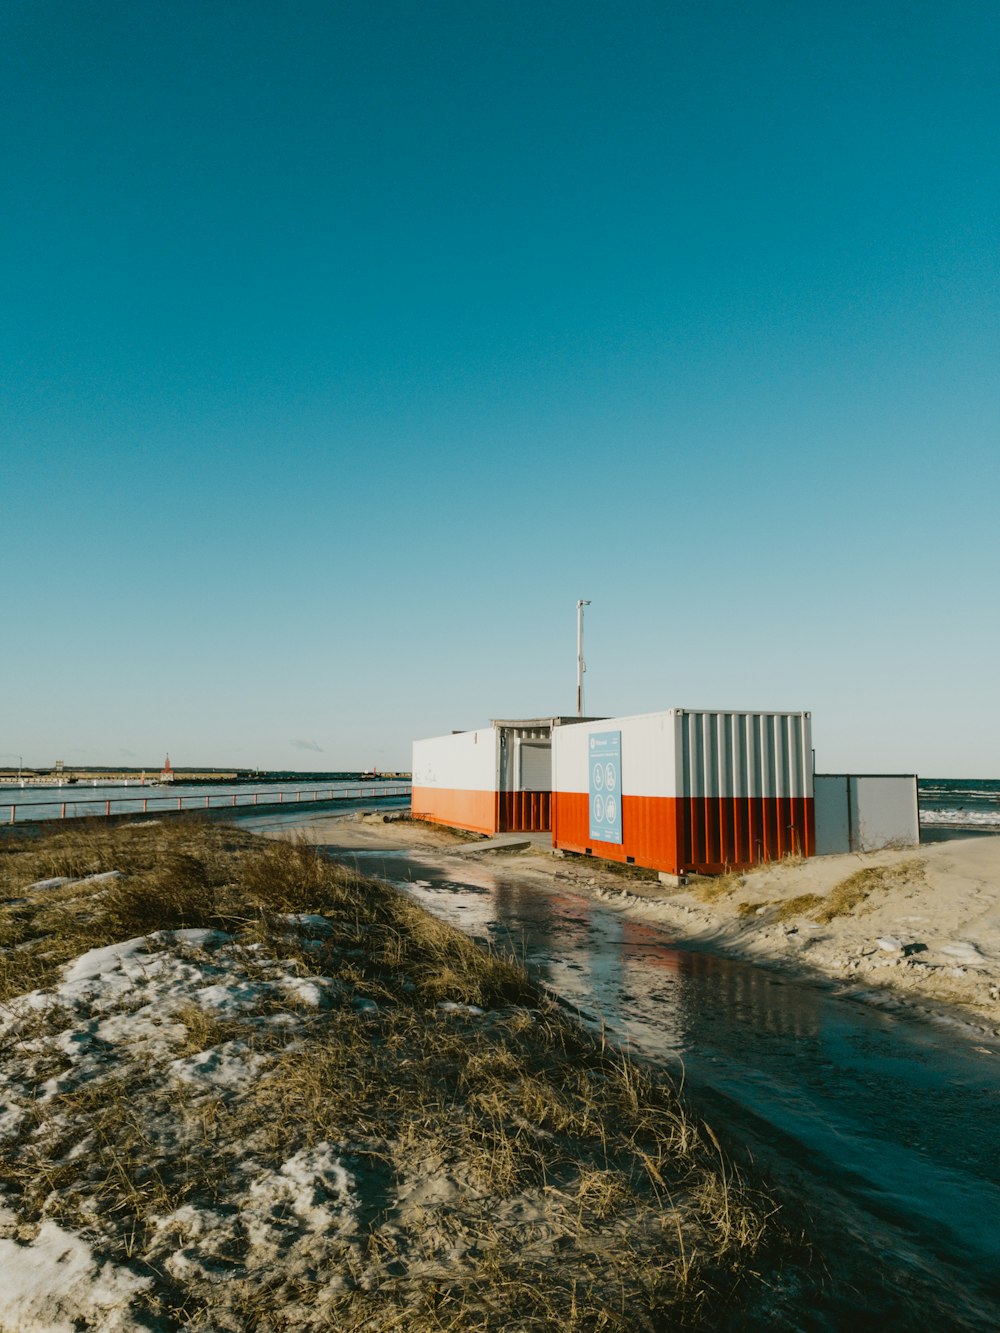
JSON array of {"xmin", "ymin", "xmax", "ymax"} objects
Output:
[{"xmin": 576, "ymin": 599, "xmax": 591, "ymax": 716}]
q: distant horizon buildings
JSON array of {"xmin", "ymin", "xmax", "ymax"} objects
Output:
[{"xmin": 0, "ymin": 761, "xmax": 412, "ymax": 785}]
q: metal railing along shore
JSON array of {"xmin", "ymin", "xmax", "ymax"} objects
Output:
[{"xmin": 6, "ymin": 784, "xmax": 411, "ymax": 826}]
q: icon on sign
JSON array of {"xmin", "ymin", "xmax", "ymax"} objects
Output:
[
  {"xmin": 593, "ymin": 794, "xmax": 605, "ymax": 823},
  {"xmin": 593, "ymin": 763, "xmax": 604, "ymax": 790},
  {"xmin": 590, "ymin": 737, "xmax": 595, "ymax": 750},
  {"xmin": 605, "ymin": 763, "xmax": 616, "ymax": 791},
  {"xmin": 605, "ymin": 795, "xmax": 617, "ymax": 824}
]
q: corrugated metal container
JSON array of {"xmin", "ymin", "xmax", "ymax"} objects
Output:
[
  {"xmin": 551, "ymin": 708, "xmax": 814, "ymax": 875},
  {"xmin": 412, "ymin": 717, "xmax": 589, "ymax": 835}
]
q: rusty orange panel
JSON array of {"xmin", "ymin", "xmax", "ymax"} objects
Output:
[
  {"xmin": 678, "ymin": 796, "xmax": 814, "ymax": 872},
  {"xmin": 498, "ymin": 791, "xmax": 552, "ymax": 832},
  {"xmin": 552, "ymin": 793, "xmax": 680, "ymax": 870},
  {"xmin": 410, "ymin": 786, "xmax": 499, "ymax": 836},
  {"xmin": 553, "ymin": 793, "xmax": 815, "ymax": 876}
]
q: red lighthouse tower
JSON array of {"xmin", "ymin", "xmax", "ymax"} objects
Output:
[{"xmin": 161, "ymin": 754, "xmax": 174, "ymax": 783}]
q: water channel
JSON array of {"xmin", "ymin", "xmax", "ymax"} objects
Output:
[{"xmin": 238, "ymin": 811, "xmax": 1000, "ymax": 1330}]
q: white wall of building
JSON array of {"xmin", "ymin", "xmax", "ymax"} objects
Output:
[
  {"xmin": 814, "ymin": 774, "xmax": 919, "ymax": 853},
  {"xmin": 552, "ymin": 709, "xmax": 813, "ymax": 799},
  {"xmin": 411, "ymin": 729, "xmax": 499, "ymax": 792},
  {"xmin": 552, "ymin": 711, "xmax": 678, "ymax": 797}
]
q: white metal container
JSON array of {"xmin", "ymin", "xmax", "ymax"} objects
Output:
[
  {"xmin": 551, "ymin": 708, "xmax": 814, "ymax": 874},
  {"xmin": 412, "ymin": 717, "xmax": 585, "ymax": 834}
]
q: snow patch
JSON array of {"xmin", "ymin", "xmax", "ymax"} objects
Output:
[
  {"xmin": 195, "ymin": 979, "xmax": 275, "ymax": 1012},
  {"xmin": 281, "ymin": 913, "xmax": 334, "ymax": 934},
  {"xmin": 246, "ymin": 1143, "xmax": 360, "ymax": 1247},
  {"xmin": 280, "ymin": 975, "xmax": 340, "ymax": 1008},
  {"xmin": 0, "ymin": 1209, "xmax": 150, "ymax": 1331},
  {"xmin": 62, "ymin": 936, "xmax": 151, "ymax": 983},
  {"xmin": 0, "ymin": 913, "xmax": 368, "ymax": 1319},
  {"xmin": 155, "ymin": 927, "xmax": 233, "ymax": 950},
  {"xmin": 939, "ymin": 940, "xmax": 987, "ymax": 966},
  {"xmin": 169, "ymin": 1039, "xmax": 266, "ymax": 1091}
]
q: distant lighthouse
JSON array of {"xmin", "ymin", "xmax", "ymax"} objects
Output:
[{"xmin": 161, "ymin": 753, "xmax": 174, "ymax": 783}]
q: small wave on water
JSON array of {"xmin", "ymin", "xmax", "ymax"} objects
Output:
[{"xmin": 918, "ymin": 777, "xmax": 1000, "ymax": 829}]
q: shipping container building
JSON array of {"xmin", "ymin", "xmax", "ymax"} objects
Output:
[
  {"xmin": 411, "ymin": 718, "xmax": 593, "ymax": 836},
  {"xmin": 551, "ymin": 708, "xmax": 814, "ymax": 877}
]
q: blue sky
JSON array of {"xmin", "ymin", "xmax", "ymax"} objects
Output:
[{"xmin": 2, "ymin": 1, "xmax": 997, "ymax": 775}]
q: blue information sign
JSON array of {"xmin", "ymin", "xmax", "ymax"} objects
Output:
[{"xmin": 588, "ymin": 730, "xmax": 622, "ymax": 844}]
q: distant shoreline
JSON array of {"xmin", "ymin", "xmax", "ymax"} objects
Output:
[
  {"xmin": 919, "ymin": 824, "xmax": 1000, "ymax": 842},
  {"xmin": 0, "ymin": 770, "xmax": 411, "ymax": 787}
]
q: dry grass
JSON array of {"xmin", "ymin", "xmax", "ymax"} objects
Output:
[
  {"xmin": 689, "ymin": 870, "xmax": 746, "ymax": 904},
  {"xmin": 688, "ymin": 854, "xmax": 806, "ymax": 906},
  {"xmin": 770, "ymin": 893, "xmax": 825, "ymax": 922},
  {"xmin": 763, "ymin": 859, "xmax": 926, "ymax": 924},
  {"xmin": 0, "ymin": 820, "xmax": 793, "ymax": 1329},
  {"xmin": 813, "ymin": 860, "xmax": 925, "ymax": 921}
]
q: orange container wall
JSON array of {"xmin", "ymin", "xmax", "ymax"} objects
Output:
[
  {"xmin": 410, "ymin": 786, "xmax": 499, "ymax": 836},
  {"xmin": 498, "ymin": 790, "xmax": 552, "ymax": 833},
  {"xmin": 412, "ymin": 787, "xmax": 553, "ymax": 836},
  {"xmin": 552, "ymin": 792, "xmax": 680, "ymax": 868},
  {"xmin": 682, "ymin": 794, "xmax": 814, "ymax": 868},
  {"xmin": 552, "ymin": 792, "xmax": 813, "ymax": 874}
]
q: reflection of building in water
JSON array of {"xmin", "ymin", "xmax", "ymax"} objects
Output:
[
  {"xmin": 648, "ymin": 939, "xmax": 822, "ymax": 1049},
  {"xmin": 490, "ymin": 880, "xmax": 594, "ymax": 992},
  {"xmin": 404, "ymin": 855, "xmax": 821, "ymax": 1064},
  {"xmin": 584, "ymin": 906, "xmax": 624, "ymax": 1013}
]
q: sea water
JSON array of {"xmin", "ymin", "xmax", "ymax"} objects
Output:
[
  {"xmin": 918, "ymin": 777, "xmax": 1000, "ymax": 834},
  {"xmin": 0, "ymin": 778, "xmax": 407, "ymax": 824}
]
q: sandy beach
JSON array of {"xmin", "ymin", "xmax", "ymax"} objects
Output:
[{"xmin": 313, "ymin": 815, "xmax": 1000, "ymax": 1040}]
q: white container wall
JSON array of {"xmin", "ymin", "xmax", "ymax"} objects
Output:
[
  {"xmin": 814, "ymin": 775, "xmax": 919, "ymax": 854},
  {"xmin": 411, "ymin": 729, "xmax": 500, "ymax": 834},
  {"xmin": 412, "ymin": 718, "xmax": 578, "ymax": 835}
]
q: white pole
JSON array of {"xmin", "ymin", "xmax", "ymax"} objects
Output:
[{"xmin": 576, "ymin": 599, "xmax": 590, "ymax": 716}]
